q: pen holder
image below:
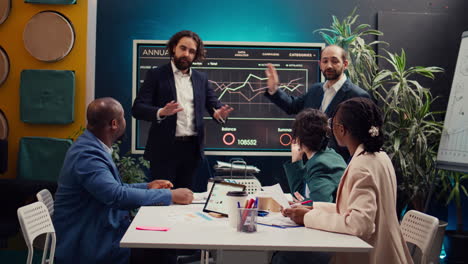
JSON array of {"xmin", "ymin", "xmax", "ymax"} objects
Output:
[{"xmin": 237, "ymin": 208, "xmax": 258, "ymax": 233}]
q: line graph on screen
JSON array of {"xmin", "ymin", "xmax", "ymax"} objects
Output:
[{"xmin": 197, "ymin": 67, "xmax": 308, "ymax": 118}]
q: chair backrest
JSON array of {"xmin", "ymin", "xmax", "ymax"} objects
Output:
[
  {"xmin": 400, "ymin": 210, "xmax": 439, "ymax": 264},
  {"xmin": 36, "ymin": 189, "xmax": 54, "ymax": 216},
  {"xmin": 17, "ymin": 201, "xmax": 56, "ymax": 264}
]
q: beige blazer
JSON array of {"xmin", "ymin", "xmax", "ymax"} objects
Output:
[{"xmin": 304, "ymin": 144, "xmax": 413, "ymax": 264}]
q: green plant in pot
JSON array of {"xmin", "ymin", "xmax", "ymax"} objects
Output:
[
  {"xmin": 439, "ymin": 170, "xmax": 468, "ymax": 263},
  {"xmin": 374, "ymin": 50, "xmax": 444, "ymax": 212}
]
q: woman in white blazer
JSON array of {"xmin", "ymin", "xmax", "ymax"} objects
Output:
[{"xmin": 283, "ymin": 97, "xmax": 413, "ymax": 264}]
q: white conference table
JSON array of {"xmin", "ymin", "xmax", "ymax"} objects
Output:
[{"xmin": 121, "ymin": 204, "xmax": 372, "ymax": 263}]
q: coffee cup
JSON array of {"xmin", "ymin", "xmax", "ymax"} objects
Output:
[{"xmin": 226, "ymin": 191, "xmax": 248, "ymax": 228}]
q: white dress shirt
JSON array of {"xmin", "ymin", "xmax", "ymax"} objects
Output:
[
  {"xmin": 157, "ymin": 61, "xmax": 197, "ymax": 137},
  {"xmin": 97, "ymin": 138, "xmax": 113, "ymax": 155},
  {"xmin": 320, "ymin": 75, "xmax": 347, "ymax": 112}
]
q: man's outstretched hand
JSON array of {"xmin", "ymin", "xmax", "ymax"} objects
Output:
[
  {"xmin": 265, "ymin": 63, "xmax": 279, "ymax": 94},
  {"xmin": 213, "ymin": 105, "xmax": 234, "ymax": 123},
  {"xmin": 159, "ymin": 101, "xmax": 183, "ymax": 117}
]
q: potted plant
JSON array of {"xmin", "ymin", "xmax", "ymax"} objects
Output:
[
  {"xmin": 439, "ymin": 170, "xmax": 468, "ymax": 263},
  {"xmin": 374, "ymin": 50, "xmax": 444, "ymax": 212}
]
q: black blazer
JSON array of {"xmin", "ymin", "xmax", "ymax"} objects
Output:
[
  {"xmin": 265, "ymin": 78, "xmax": 370, "ymax": 117},
  {"xmin": 132, "ymin": 63, "xmax": 222, "ymax": 160},
  {"xmin": 265, "ymin": 78, "xmax": 370, "ymax": 160}
]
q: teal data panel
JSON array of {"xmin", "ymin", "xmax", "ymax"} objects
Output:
[{"xmin": 132, "ymin": 41, "xmax": 324, "ymax": 156}]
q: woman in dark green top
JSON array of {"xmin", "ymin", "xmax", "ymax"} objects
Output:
[
  {"xmin": 284, "ymin": 108, "xmax": 346, "ymax": 203},
  {"xmin": 272, "ymin": 109, "xmax": 347, "ymax": 264}
]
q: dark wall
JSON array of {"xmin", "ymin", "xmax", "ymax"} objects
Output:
[
  {"xmin": 378, "ymin": 11, "xmax": 465, "ymax": 112},
  {"xmin": 95, "ymin": 0, "xmax": 468, "ymax": 196}
]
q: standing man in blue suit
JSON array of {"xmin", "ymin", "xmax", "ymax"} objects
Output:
[
  {"xmin": 132, "ymin": 30, "xmax": 233, "ymax": 189},
  {"xmin": 53, "ymin": 97, "xmax": 194, "ymax": 264},
  {"xmin": 264, "ymin": 45, "xmax": 370, "ymax": 161}
]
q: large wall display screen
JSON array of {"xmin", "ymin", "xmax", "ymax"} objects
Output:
[{"xmin": 132, "ymin": 41, "xmax": 324, "ymax": 156}]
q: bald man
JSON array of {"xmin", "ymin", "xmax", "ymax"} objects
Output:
[
  {"xmin": 53, "ymin": 98, "xmax": 193, "ymax": 264},
  {"xmin": 265, "ymin": 45, "xmax": 370, "ymax": 161}
]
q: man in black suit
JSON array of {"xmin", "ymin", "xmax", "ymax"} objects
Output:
[
  {"xmin": 264, "ymin": 45, "xmax": 370, "ymax": 161},
  {"xmin": 132, "ymin": 30, "xmax": 233, "ymax": 188}
]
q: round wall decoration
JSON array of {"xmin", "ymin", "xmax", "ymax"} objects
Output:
[
  {"xmin": 0, "ymin": 0, "xmax": 11, "ymax": 25},
  {"xmin": 0, "ymin": 46, "xmax": 9, "ymax": 86},
  {"xmin": 0, "ymin": 109, "xmax": 8, "ymax": 140},
  {"xmin": 0, "ymin": 109, "xmax": 7, "ymax": 173},
  {"xmin": 23, "ymin": 11, "xmax": 75, "ymax": 62}
]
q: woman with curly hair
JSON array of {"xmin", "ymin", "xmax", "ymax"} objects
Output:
[{"xmin": 284, "ymin": 108, "xmax": 346, "ymax": 203}]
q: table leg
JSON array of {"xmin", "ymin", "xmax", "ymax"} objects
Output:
[
  {"xmin": 201, "ymin": 249, "xmax": 210, "ymax": 264},
  {"xmin": 217, "ymin": 249, "xmax": 224, "ymax": 264}
]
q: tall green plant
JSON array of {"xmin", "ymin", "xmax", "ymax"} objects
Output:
[
  {"xmin": 376, "ymin": 50, "xmax": 443, "ymax": 210},
  {"xmin": 316, "ymin": 9, "xmax": 444, "ymax": 211}
]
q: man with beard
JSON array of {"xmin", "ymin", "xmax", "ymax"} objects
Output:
[
  {"xmin": 264, "ymin": 45, "xmax": 369, "ymax": 161},
  {"xmin": 53, "ymin": 97, "xmax": 194, "ymax": 264},
  {"xmin": 132, "ymin": 30, "xmax": 233, "ymax": 188}
]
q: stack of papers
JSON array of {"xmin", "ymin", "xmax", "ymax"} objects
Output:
[
  {"xmin": 257, "ymin": 212, "xmax": 300, "ymax": 228},
  {"xmin": 215, "ymin": 161, "xmax": 261, "ymax": 173},
  {"xmin": 259, "ymin": 184, "xmax": 291, "ymax": 209}
]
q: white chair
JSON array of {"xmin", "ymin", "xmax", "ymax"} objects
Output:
[
  {"xmin": 36, "ymin": 189, "xmax": 54, "ymax": 216},
  {"xmin": 400, "ymin": 210, "xmax": 439, "ymax": 264},
  {"xmin": 17, "ymin": 201, "xmax": 56, "ymax": 264}
]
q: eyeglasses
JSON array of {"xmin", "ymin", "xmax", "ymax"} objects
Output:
[{"xmin": 327, "ymin": 118, "xmax": 343, "ymax": 130}]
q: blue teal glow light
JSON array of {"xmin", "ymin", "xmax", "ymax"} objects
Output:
[{"xmin": 440, "ymin": 243, "xmax": 446, "ymax": 259}]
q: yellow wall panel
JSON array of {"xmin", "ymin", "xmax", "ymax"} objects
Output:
[{"xmin": 0, "ymin": 0, "xmax": 88, "ymax": 179}]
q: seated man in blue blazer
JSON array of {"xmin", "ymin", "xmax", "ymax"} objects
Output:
[
  {"xmin": 53, "ymin": 97, "xmax": 193, "ymax": 264},
  {"xmin": 264, "ymin": 45, "xmax": 370, "ymax": 161}
]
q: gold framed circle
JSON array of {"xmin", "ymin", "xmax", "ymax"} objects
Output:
[
  {"xmin": 0, "ymin": 0, "xmax": 11, "ymax": 25},
  {"xmin": 0, "ymin": 46, "xmax": 9, "ymax": 86},
  {"xmin": 23, "ymin": 11, "xmax": 75, "ymax": 62},
  {"xmin": 0, "ymin": 109, "xmax": 8, "ymax": 140}
]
